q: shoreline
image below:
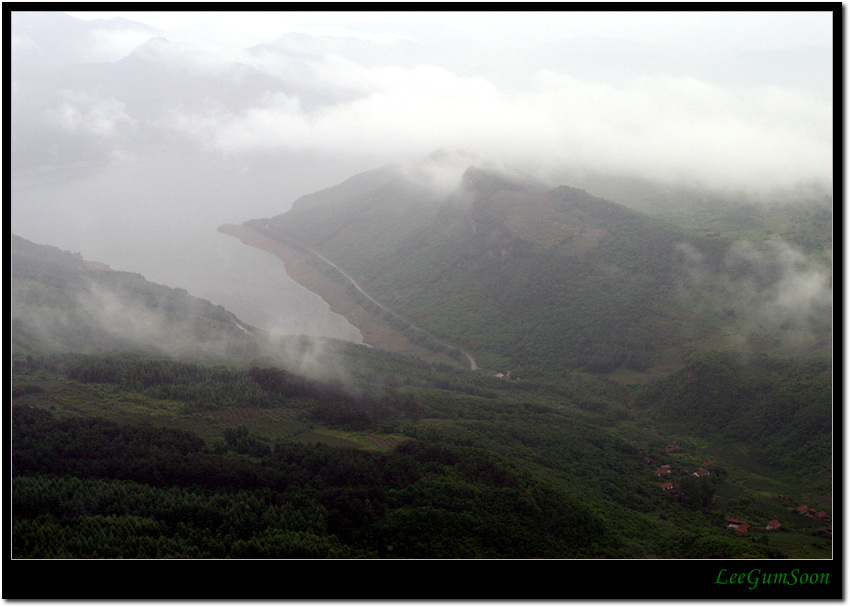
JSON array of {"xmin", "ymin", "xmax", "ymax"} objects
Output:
[{"xmin": 217, "ymin": 223, "xmax": 459, "ymax": 365}]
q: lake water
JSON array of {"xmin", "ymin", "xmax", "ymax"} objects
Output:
[{"xmin": 10, "ymin": 153, "xmax": 366, "ymax": 343}]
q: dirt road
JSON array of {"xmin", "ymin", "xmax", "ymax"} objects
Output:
[{"xmin": 218, "ymin": 224, "xmax": 476, "ymax": 369}]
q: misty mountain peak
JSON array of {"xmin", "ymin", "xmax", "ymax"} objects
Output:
[
  {"xmin": 458, "ymin": 166, "xmax": 530, "ymax": 199},
  {"xmin": 423, "ymin": 148, "xmax": 479, "ymax": 165},
  {"xmin": 125, "ymin": 36, "xmax": 180, "ymax": 62},
  {"xmin": 549, "ymin": 185, "xmax": 610, "ymax": 207},
  {"xmin": 11, "ymin": 11, "xmax": 163, "ymax": 73}
]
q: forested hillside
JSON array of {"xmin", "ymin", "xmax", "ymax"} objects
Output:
[
  {"xmin": 11, "ymin": 235, "xmax": 832, "ymax": 563},
  {"xmin": 11, "ymin": 235, "xmax": 259, "ymax": 359},
  {"xmin": 249, "ymin": 160, "xmax": 832, "ymax": 385},
  {"xmin": 14, "ymin": 348, "xmax": 824, "ymax": 560},
  {"xmin": 637, "ymin": 351, "xmax": 832, "ymax": 476},
  {"xmin": 247, "ymin": 165, "xmax": 739, "ymax": 380}
]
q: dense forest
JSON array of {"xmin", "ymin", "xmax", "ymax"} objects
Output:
[
  {"xmin": 12, "ymin": 341, "xmax": 831, "ymax": 561},
  {"xmin": 637, "ymin": 351, "xmax": 832, "ymax": 475}
]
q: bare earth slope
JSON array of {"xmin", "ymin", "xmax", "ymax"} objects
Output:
[{"xmin": 218, "ymin": 224, "xmax": 459, "ymax": 366}]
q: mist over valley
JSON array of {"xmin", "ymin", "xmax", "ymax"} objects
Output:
[{"xmin": 9, "ymin": 9, "xmax": 835, "ymax": 582}]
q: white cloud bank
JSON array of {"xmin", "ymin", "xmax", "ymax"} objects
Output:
[
  {"xmin": 167, "ymin": 56, "xmax": 831, "ymax": 194},
  {"xmin": 14, "ymin": 10, "xmax": 833, "ymax": 197}
]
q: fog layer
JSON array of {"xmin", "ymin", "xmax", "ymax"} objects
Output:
[{"xmin": 11, "ymin": 10, "xmax": 833, "ymax": 342}]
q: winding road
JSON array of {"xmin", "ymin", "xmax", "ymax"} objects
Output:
[{"xmin": 304, "ymin": 245, "xmax": 479, "ymax": 371}]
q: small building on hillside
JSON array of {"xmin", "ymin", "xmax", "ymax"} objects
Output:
[
  {"xmin": 766, "ymin": 520, "xmax": 781, "ymax": 530},
  {"xmin": 693, "ymin": 467, "xmax": 711, "ymax": 477},
  {"xmin": 654, "ymin": 469, "xmax": 671, "ymax": 476},
  {"xmin": 660, "ymin": 482, "xmax": 674, "ymax": 491}
]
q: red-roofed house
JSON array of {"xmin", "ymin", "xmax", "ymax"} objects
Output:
[
  {"xmin": 660, "ymin": 482, "xmax": 674, "ymax": 491},
  {"xmin": 766, "ymin": 520, "xmax": 781, "ymax": 530}
]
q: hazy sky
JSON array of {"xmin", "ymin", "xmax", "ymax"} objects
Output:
[
  {"xmin": 22, "ymin": 9, "xmax": 832, "ymax": 193},
  {"xmin": 62, "ymin": 10, "xmax": 831, "ymax": 57}
]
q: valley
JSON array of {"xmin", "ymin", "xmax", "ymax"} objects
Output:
[
  {"xmin": 7, "ymin": 9, "xmax": 835, "ymax": 600},
  {"xmin": 11, "ymin": 157, "xmax": 833, "ymax": 564}
]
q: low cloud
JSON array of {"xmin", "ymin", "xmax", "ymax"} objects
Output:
[
  {"xmin": 13, "ymin": 276, "xmax": 249, "ymax": 360},
  {"xmin": 675, "ymin": 236, "xmax": 832, "ymax": 348},
  {"xmin": 722, "ymin": 237, "xmax": 832, "ymax": 329},
  {"xmin": 51, "ymin": 90, "xmax": 136, "ymax": 137},
  {"xmin": 168, "ymin": 60, "xmax": 831, "ymax": 195},
  {"xmin": 11, "ymin": 12, "xmax": 833, "ymax": 363},
  {"xmin": 12, "ymin": 13, "xmax": 833, "ymax": 200},
  {"xmin": 87, "ymin": 26, "xmax": 161, "ymax": 63}
]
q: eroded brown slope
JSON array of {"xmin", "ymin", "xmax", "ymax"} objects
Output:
[{"xmin": 218, "ymin": 224, "xmax": 458, "ymax": 365}]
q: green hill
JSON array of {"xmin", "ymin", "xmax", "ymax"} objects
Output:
[
  {"xmin": 10, "ymin": 164, "xmax": 832, "ymax": 565},
  {"xmin": 247, "ymin": 159, "xmax": 831, "ymax": 383},
  {"xmin": 11, "ymin": 235, "xmax": 261, "ymax": 360},
  {"xmin": 247, "ymin": 164, "xmax": 735, "ymax": 380},
  {"xmin": 636, "ymin": 350, "xmax": 832, "ymax": 477},
  {"xmin": 10, "ymin": 230, "xmax": 832, "ymax": 563}
]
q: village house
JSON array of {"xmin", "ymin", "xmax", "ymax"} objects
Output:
[
  {"xmin": 654, "ymin": 468, "xmax": 672, "ymax": 476},
  {"xmin": 725, "ymin": 517, "xmax": 751, "ymax": 535},
  {"xmin": 693, "ymin": 467, "xmax": 710, "ymax": 477},
  {"xmin": 766, "ymin": 520, "xmax": 781, "ymax": 530},
  {"xmin": 660, "ymin": 482, "xmax": 674, "ymax": 491},
  {"xmin": 793, "ymin": 505, "xmax": 829, "ymax": 520}
]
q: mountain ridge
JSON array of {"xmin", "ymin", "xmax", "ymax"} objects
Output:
[
  {"xmin": 237, "ymin": 160, "xmax": 728, "ymax": 380},
  {"xmin": 11, "ymin": 234, "xmax": 259, "ymax": 360},
  {"xmin": 235, "ymin": 156, "xmax": 830, "ymax": 382}
]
